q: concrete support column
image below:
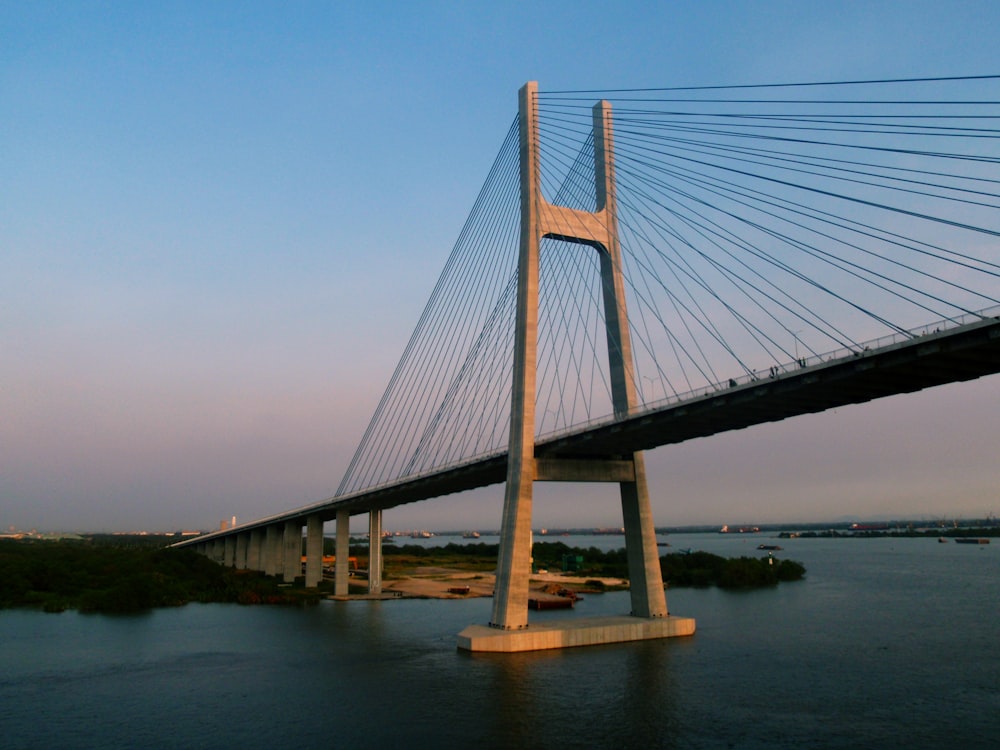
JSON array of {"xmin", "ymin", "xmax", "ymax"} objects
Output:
[
  {"xmin": 283, "ymin": 520, "xmax": 302, "ymax": 584},
  {"xmin": 264, "ymin": 525, "xmax": 280, "ymax": 576},
  {"xmin": 593, "ymin": 98, "xmax": 667, "ymax": 619},
  {"xmin": 224, "ymin": 536, "xmax": 236, "ymax": 567},
  {"xmin": 621, "ymin": 454, "xmax": 667, "ymax": 617},
  {"xmin": 491, "ymin": 81, "xmax": 542, "ymax": 631},
  {"xmin": 367, "ymin": 509, "xmax": 382, "ymax": 594},
  {"xmin": 305, "ymin": 514, "xmax": 324, "ymax": 588},
  {"xmin": 235, "ymin": 533, "xmax": 248, "ymax": 570},
  {"xmin": 213, "ymin": 538, "xmax": 225, "ymax": 563},
  {"xmin": 247, "ymin": 528, "xmax": 263, "ymax": 571},
  {"xmin": 335, "ymin": 509, "xmax": 350, "ymax": 597}
]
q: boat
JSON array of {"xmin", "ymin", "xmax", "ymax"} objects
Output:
[
  {"xmin": 938, "ymin": 537, "xmax": 948, "ymax": 543},
  {"xmin": 757, "ymin": 544, "xmax": 783, "ymax": 551},
  {"xmin": 528, "ymin": 597, "xmax": 574, "ymax": 610},
  {"xmin": 556, "ymin": 588, "xmax": 582, "ymax": 601},
  {"xmin": 462, "ymin": 531, "xmax": 481, "ymax": 539},
  {"xmin": 954, "ymin": 538, "xmax": 990, "ymax": 545},
  {"xmin": 448, "ymin": 585, "xmax": 471, "ymax": 595}
]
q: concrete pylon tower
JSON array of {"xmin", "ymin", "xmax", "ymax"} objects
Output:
[{"xmin": 490, "ymin": 81, "xmax": 669, "ymax": 631}]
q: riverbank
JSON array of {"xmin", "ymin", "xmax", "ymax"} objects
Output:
[{"xmin": 0, "ymin": 537, "xmax": 805, "ymax": 613}]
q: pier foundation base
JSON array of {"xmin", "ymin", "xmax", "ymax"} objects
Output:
[{"xmin": 457, "ymin": 614, "xmax": 695, "ymax": 653}]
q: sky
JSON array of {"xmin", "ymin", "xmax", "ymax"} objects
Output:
[{"xmin": 3, "ymin": 1, "xmax": 999, "ymax": 533}]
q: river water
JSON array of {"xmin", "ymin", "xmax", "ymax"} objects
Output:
[{"xmin": 1, "ymin": 533, "xmax": 997, "ymax": 748}]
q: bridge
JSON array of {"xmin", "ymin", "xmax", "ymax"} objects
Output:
[{"xmin": 174, "ymin": 76, "xmax": 1000, "ymax": 651}]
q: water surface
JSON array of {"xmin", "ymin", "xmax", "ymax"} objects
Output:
[{"xmin": 2, "ymin": 535, "xmax": 997, "ymax": 748}]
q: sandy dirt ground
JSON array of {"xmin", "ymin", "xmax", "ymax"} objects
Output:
[{"xmin": 368, "ymin": 568, "xmax": 628, "ymax": 600}]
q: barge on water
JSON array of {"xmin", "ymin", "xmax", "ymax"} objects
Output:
[{"xmin": 528, "ymin": 597, "xmax": 574, "ymax": 611}]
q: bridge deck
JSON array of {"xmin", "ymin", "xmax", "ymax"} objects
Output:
[{"xmin": 176, "ymin": 316, "xmax": 1000, "ymax": 543}]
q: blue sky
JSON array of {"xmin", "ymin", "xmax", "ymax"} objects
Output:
[{"xmin": 3, "ymin": 1, "xmax": 999, "ymax": 532}]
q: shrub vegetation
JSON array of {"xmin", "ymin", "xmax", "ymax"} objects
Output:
[
  {"xmin": 0, "ymin": 537, "xmax": 320, "ymax": 613},
  {"xmin": 661, "ymin": 550, "xmax": 805, "ymax": 588}
]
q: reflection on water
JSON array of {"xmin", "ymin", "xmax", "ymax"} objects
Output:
[
  {"xmin": 468, "ymin": 631, "xmax": 683, "ymax": 748},
  {"xmin": 1, "ymin": 536, "xmax": 997, "ymax": 749}
]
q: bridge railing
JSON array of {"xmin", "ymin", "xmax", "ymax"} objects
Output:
[
  {"xmin": 533, "ymin": 304, "xmax": 1000, "ymax": 448},
  {"xmin": 789, "ymin": 305, "xmax": 1000, "ymax": 376}
]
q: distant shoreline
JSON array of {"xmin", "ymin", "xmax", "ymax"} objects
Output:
[{"xmin": 4, "ymin": 518, "xmax": 999, "ymax": 540}]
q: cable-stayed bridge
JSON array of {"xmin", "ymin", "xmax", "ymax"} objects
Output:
[{"xmin": 176, "ymin": 76, "xmax": 1000, "ymax": 651}]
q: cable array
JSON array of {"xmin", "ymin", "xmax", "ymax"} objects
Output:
[
  {"xmin": 336, "ymin": 120, "xmax": 521, "ymax": 495},
  {"xmin": 540, "ymin": 75, "xmax": 1000, "ymax": 407},
  {"xmin": 337, "ymin": 76, "xmax": 1000, "ymax": 496}
]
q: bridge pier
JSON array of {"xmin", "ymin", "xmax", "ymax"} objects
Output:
[
  {"xmin": 466, "ymin": 81, "xmax": 693, "ymax": 651},
  {"xmin": 368, "ymin": 509, "xmax": 382, "ymax": 594},
  {"xmin": 235, "ymin": 532, "xmax": 248, "ymax": 570},
  {"xmin": 247, "ymin": 527, "xmax": 263, "ymax": 571},
  {"xmin": 335, "ymin": 509, "xmax": 350, "ymax": 596},
  {"xmin": 305, "ymin": 514, "xmax": 324, "ymax": 587},
  {"xmin": 264, "ymin": 525, "xmax": 280, "ymax": 576},
  {"xmin": 620, "ymin": 453, "xmax": 668, "ymax": 618},
  {"xmin": 282, "ymin": 520, "xmax": 301, "ymax": 583}
]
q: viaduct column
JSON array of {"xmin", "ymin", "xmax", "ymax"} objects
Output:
[
  {"xmin": 335, "ymin": 509, "xmax": 350, "ymax": 596},
  {"xmin": 367, "ymin": 509, "xmax": 382, "ymax": 594},
  {"xmin": 264, "ymin": 525, "xmax": 280, "ymax": 576},
  {"xmin": 235, "ymin": 532, "xmax": 248, "ymax": 570},
  {"xmin": 247, "ymin": 528, "xmax": 264, "ymax": 571},
  {"xmin": 283, "ymin": 520, "xmax": 302, "ymax": 583},
  {"xmin": 305, "ymin": 514, "xmax": 324, "ymax": 587}
]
